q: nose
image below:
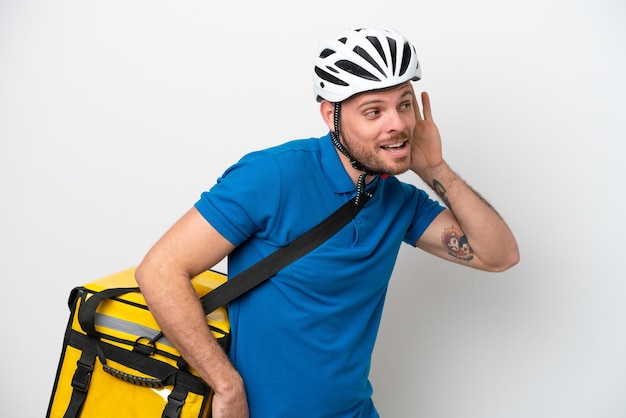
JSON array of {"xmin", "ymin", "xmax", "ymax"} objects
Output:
[{"xmin": 385, "ymin": 109, "xmax": 408, "ymax": 133}]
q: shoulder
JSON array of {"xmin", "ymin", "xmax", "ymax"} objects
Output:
[
  {"xmin": 218, "ymin": 138, "xmax": 321, "ymax": 181},
  {"xmin": 245, "ymin": 138, "xmax": 323, "ymax": 161},
  {"xmin": 237, "ymin": 137, "xmax": 327, "ymax": 182},
  {"xmin": 378, "ymin": 175, "xmax": 431, "ymax": 204},
  {"xmin": 375, "ymin": 176, "xmax": 445, "ymax": 243},
  {"xmin": 195, "ymin": 137, "xmax": 328, "ymax": 245}
]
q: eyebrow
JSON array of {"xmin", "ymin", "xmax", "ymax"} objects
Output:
[{"xmin": 356, "ymin": 89, "xmax": 413, "ymax": 109}]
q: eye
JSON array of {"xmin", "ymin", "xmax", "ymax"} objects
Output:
[
  {"xmin": 399, "ymin": 101, "xmax": 412, "ymax": 111},
  {"xmin": 364, "ymin": 108, "xmax": 380, "ymax": 117}
]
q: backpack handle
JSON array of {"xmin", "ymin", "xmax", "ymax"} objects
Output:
[{"xmin": 102, "ymin": 363, "xmax": 164, "ymax": 388}]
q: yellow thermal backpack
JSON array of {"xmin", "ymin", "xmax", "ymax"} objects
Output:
[{"xmin": 46, "ymin": 267, "xmax": 229, "ymax": 418}]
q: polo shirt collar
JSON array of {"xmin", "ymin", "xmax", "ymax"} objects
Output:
[{"xmin": 319, "ymin": 132, "xmax": 358, "ymax": 194}]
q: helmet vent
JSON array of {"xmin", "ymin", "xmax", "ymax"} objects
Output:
[
  {"xmin": 352, "ymin": 46, "xmax": 385, "ymax": 77},
  {"xmin": 366, "ymin": 36, "xmax": 388, "ymax": 67},
  {"xmin": 319, "ymin": 48, "xmax": 335, "ymax": 59},
  {"xmin": 314, "ymin": 66, "xmax": 349, "ymax": 86},
  {"xmin": 336, "ymin": 59, "xmax": 380, "ymax": 82},
  {"xmin": 386, "ymin": 37, "xmax": 398, "ymax": 75},
  {"xmin": 399, "ymin": 42, "xmax": 413, "ymax": 76}
]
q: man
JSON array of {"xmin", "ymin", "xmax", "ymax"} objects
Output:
[{"xmin": 135, "ymin": 27, "xmax": 519, "ymax": 418}]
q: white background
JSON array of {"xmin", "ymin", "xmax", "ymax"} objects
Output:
[{"xmin": 1, "ymin": 1, "xmax": 625, "ymax": 417}]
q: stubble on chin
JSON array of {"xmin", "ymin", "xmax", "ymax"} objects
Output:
[{"xmin": 341, "ymin": 131, "xmax": 413, "ymax": 175}]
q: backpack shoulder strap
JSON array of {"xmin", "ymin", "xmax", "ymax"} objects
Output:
[{"xmin": 200, "ymin": 193, "xmax": 369, "ymax": 314}]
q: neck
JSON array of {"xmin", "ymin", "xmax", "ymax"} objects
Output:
[{"xmin": 334, "ymin": 147, "xmax": 377, "ymax": 186}]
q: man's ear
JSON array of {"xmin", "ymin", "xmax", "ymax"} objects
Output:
[{"xmin": 319, "ymin": 101, "xmax": 335, "ymax": 132}]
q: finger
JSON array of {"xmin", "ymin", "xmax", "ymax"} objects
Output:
[
  {"xmin": 411, "ymin": 85, "xmax": 423, "ymax": 121},
  {"xmin": 421, "ymin": 91, "xmax": 433, "ymax": 121}
]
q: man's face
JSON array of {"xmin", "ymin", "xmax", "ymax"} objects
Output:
[{"xmin": 338, "ymin": 83, "xmax": 416, "ymax": 175}]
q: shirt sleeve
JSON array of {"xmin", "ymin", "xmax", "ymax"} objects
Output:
[
  {"xmin": 403, "ymin": 187, "xmax": 446, "ymax": 246},
  {"xmin": 194, "ymin": 150, "xmax": 281, "ymax": 247}
]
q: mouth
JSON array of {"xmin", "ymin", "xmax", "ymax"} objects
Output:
[{"xmin": 380, "ymin": 140, "xmax": 409, "ymax": 153}]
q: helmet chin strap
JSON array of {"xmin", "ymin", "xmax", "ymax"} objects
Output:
[{"xmin": 330, "ymin": 102, "xmax": 378, "ymax": 206}]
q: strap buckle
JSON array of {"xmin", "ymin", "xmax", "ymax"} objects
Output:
[
  {"xmin": 71, "ymin": 358, "xmax": 94, "ymax": 392},
  {"xmin": 161, "ymin": 391, "xmax": 186, "ymax": 418}
]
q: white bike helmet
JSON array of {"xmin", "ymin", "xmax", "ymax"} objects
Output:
[{"xmin": 313, "ymin": 27, "xmax": 421, "ymax": 103}]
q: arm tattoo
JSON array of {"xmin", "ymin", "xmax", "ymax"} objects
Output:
[
  {"xmin": 434, "ymin": 177, "xmax": 501, "ymax": 216},
  {"xmin": 441, "ymin": 225, "xmax": 474, "ymax": 262},
  {"xmin": 432, "ymin": 179, "xmax": 451, "ymax": 209}
]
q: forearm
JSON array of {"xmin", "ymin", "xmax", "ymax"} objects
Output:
[
  {"xmin": 418, "ymin": 161, "xmax": 519, "ymax": 271},
  {"xmin": 135, "ymin": 263, "xmax": 243, "ymax": 395}
]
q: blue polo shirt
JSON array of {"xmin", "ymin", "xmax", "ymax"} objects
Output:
[{"xmin": 195, "ymin": 133, "xmax": 444, "ymax": 417}]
